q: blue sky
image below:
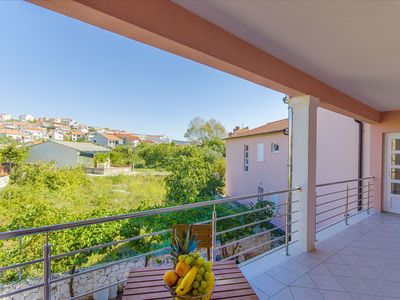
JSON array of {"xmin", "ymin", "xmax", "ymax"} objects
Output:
[{"xmin": 0, "ymin": 1, "xmax": 287, "ymax": 140}]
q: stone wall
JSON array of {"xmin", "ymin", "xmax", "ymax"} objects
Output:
[{"xmin": 84, "ymin": 167, "xmax": 133, "ymax": 176}]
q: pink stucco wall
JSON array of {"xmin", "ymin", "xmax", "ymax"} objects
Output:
[
  {"xmin": 225, "ymin": 108, "xmax": 371, "ymax": 229},
  {"xmin": 369, "ymin": 110, "xmax": 400, "ymax": 212}
]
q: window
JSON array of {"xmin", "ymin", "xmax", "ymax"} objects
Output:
[
  {"xmin": 271, "ymin": 143, "xmax": 280, "ymax": 153},
  {"xmin": 257, "ymin": 186, "xmax": 264, "ymax": 201},
  {"xmin": 244, "ymin": 145, "xmax": 249, "ymax": 172},
  {"xmin": 257, "ymin": 143, "xmax": 264, "ymax": 162}
]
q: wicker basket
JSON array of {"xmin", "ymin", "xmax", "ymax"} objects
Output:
[{"xmin": 164, "ymin": 280, "xmax": 216, "ymax": 300}]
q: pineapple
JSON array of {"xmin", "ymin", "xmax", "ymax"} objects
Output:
[{"xmin": 170, "ymin": 225, "xmax": 198, "ymax": 266}]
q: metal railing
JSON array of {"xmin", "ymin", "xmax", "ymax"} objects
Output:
[
  {"xmin": 0, "ymin": 187, "xmax": 301, "ymax": 300},
  {"xmin": 315, "ymin": 176, "xmax": 374, "ymax": 233}
]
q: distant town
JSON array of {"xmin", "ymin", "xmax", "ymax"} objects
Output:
[{"xmin": 0, "ymin": 112, "xmax": 187, "ymax": 147}]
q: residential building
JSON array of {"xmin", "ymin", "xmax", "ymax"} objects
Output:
[
  {"xmin": 114, "ymin": 133, "xmax": 141, "ymax": 147},
  {"xmin": 48, "ymin": 129, "xmax": 64, "ymax": 141},
  {"xmin": 90, "ymin": 133, "xmax": 121, "ymax": 148},
  {"xmin": 19, "ymin": 114, "xmax": 34, "ymax": 122},
  {"xmin": 0, "ymin": 129, "xmax": 28, "ymax": 143},
  {"xmin": 0, "ymin": 113, "xmax": 11, "ymax": 121},
  {"xmin": 71, "ymin": 131, "xmax": 87, "ymax": 141},
  {"xmin": 226, "ymin": 108, "xmax": 369, "ymax": 222},
  {"xmin": 135, "ymin": 133, "xmax": 170, "ymax": 144},
  {"xmin": 21, "ymin": 127, "xmax": 47, "ymax": 140},
  {"xmin": 27, "ymin": 140, "xmax": 110, "ymax": 167}
]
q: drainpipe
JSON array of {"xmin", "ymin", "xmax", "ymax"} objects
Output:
[{"xmin": 354, "ymin": 120, "xmax": 363, "ymax": 211}]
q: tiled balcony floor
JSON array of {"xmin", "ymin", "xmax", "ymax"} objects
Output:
[{"xmin": 242, "ymin": 213, "xmax": 400, "ymax": 299}]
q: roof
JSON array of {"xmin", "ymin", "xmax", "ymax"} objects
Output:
[
  {"xmin": 71, "ymin": 131, "xmax": 85, "ymax": 135},
  {"xmin": 100, "ymin": 133, "xmax": 121, "ymax": 141},
  {"xmin": 42, "ymin": 140, "xmax": 111, "ymax": 152},
  {"xmin": 226, "ymin": 119, "xmax": 288, "ymax": 139},
  {"xmin": 114, "ymin": 133, "xmax": 141, "ymax": 141},
  {"xmin": 24, "ymin": 127, "xmax": 45, "ymax": 132},
  {"xmin": 141, "ymin": 139, "xmax": 157, "ymax": 144},
  {"xmin": 0, "ymin": 129, "xmax": 23, "ymax": 136}
]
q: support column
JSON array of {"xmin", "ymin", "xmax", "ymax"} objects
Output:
[{"xmin": 289, "ymin": 95, "xmax": 319, "ymax": 252}]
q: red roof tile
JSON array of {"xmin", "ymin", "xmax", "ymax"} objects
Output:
[{"xmin": 227, "ymin": 119, "xmax": 288, "ymax": 139}]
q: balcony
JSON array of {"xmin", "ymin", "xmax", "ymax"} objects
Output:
[
  {"xmin": 243, "ymin": 212, "xmax": 400, "ymax": 299},
  {"xmin": 0, "ymin": 177, "xmax": 380, "ymax": 300}
]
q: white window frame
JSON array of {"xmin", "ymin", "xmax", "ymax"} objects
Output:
[
  {"xmin": 244, "ymin": 145, "xmax": 249, "ymax": 172},
  {"xmin": 271, "ymin": 143, "xmax": 280, "ymax": 154},
  {"xmin": 257, "ymin": 143, "xmax": 264, "ymax": 162}
]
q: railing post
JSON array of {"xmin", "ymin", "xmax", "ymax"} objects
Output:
[
  {"xmin": 367, "ymin": 181, "xmax": 371, "ymax": 214},
  {"xmin": 285, "ymin": 191, "xmax": 290, "ymax": 256},
  {"xmin": 211, "ymin": 205, "xmax": 217, "ymax": 262},
  {"xmin": 345, "ymin": 185, "xmax": 349, "ymax": 225},
  {"xmin": 43, "ymin": 236, "xmax": 51, "ymax": 300},
  {"xmin": 18, "ymin": 225, "xmax": 22, "ymax": 281}
]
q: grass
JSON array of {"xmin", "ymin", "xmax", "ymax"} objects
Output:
[
  {"xmin": 46, "ymin": 174, "xmax": 167, "ymax": 213},
  {"xmin": 0, "ymin": 173, "xmax": 167, "ymax": 228}
]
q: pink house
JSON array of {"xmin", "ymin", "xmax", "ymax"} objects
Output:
[{"xmin": 226, "ymin": 108, "xmax": 370, "ymax": 228}]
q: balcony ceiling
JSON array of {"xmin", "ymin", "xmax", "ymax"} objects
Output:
[{"xmin": 175, "ymin": 0, "xmax": 400, "ymax": 112}]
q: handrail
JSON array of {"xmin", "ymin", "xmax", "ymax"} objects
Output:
[
  {"xmin": 0, "ymin": 187, "xmax": 302, "ymax": 240},
  {"xmin": 316, "ymin": 176, "xmax": 373, "ymax": 188}
]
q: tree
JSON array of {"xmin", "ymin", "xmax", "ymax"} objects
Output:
[
  {"xmin": 109, "ymin": 145, "xmax": 136, "ymax": 167},
  {"xmin": 0, "ymin": 145, "xmax": 28, "ymax": 165},
  {"xmin": 184, "ymin": 117, "xmax": 227, "ymax": 145},
  {"xmin": 164, "ymin": 147, "xmax": 224, "ymax": 204}
]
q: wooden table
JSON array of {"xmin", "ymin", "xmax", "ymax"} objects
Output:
[{"xmin": 122, "ymin": 260, "xmax": 258, "ymax": 300}]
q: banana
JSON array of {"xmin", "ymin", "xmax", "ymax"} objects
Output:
[
  {"xmin": 175, "ymin": 266, "xmax": 199, "ymax": 296},
  {"xmin": 205, "ymin": 271, "xmax": 215, "ymax": 300}
]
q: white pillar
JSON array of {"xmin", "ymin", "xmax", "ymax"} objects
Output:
[{"xmin": 289, "ymin": 95, "xmax": 319, "ymax": 252}]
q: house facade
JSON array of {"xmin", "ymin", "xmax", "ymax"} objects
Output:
[
  {"xmin": 90, "ymin": 133, "xmax": 121, "ymax": 148},
  {"xmin": 225, "ymin": 108, "xmax": 370, "ymax": 225},
  {"xmin": 114, "ymin": 133, "xmax": 141, "ymax": 147},
  {"xmin": 19, "ymin": 114, "xmax": 35, "ymax": 122},
  {"xmin": 0, "ymin": 129, "xmax": 28, "ymax": 143},
  {"xmin": 27, "ymin": 140, "xmax": 110, "ymax": 168}
]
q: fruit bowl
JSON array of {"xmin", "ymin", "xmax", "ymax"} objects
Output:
[{"xmin": 165, "ymin": 280, "xmax": 216, "ymax": 300}]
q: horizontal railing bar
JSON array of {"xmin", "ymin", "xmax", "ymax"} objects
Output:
[
  {"xmin": 239, "ymin": 239, "xmax": 299, "ymax": 267},
  {"xmin": 316, "ymin": 203, "xmax": 346, "ymax": 216},
  {"xmin": 0, "ymin": 283, "xmax": 44, "ymax": 298},
  {"xmin": 316, "ymin": 176, "xmax": 373, "ymax": 188},
  {"xmin": 0, "ymin": 187, "xmax": 302, "ymax": 240},
  {"xmin": 216, "ymin": 200, "xmax": 299, "ymax": 222},
  {"xmin": 316, "ymin": 196, "xmax": 373, "ymax": 216},
  {"xmin": 316, "ymin": 183, "xmax": 373, "ymax": 198},
  {"xmin": 316, "ymin": 211, "xmax": 346, "ymax": 225},
  {"xmin": 216, "ymin": 211, "xmax": 299, "ymax": 236},
  {"xmin": 316, "ymin": 195, "xmax": 347, "ymax": 207},
  {"xmin": 316, "ymin": 203, "xmax": 372, "ymax": 233},
  {"xmin": 216, "ymin": 220, "xmax": 299, "ymax": 250},
  {"xmin": 69, "ymin": 279, "xmax": 127, "ymax": 300},
  {"xmin": 221, "ymin": 231, "xmax": 299, "ymax": 261},
  {"xmin": 0, "ymin": 258, "xmax": 43, "ymax": 273},
  {"xmin": 50, "ymin": 247, "xmax": 170, "ymax": 284},
  {"xmin": 316, "ymin": 190, "xmax": 374, "ymax": 207},
  {"xmin": 51, "ymin": 229, "xmax": 172, "ymax": 260}
]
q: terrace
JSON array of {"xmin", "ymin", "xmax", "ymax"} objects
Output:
[{"xmin": 3, "ymin": 1, "xmax": 400, "ymax": 299}]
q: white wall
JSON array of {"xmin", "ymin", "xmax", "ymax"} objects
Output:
[{"xmin": 27, "ymin": 142, "xmax": 79, "ymax": 167}]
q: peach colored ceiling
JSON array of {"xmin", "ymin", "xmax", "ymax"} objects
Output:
[{"xmin": 176, "ymin": 0, "xmax": 400, "ymax": 112}]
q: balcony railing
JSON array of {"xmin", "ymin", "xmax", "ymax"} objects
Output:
[
  {"xmin": 0, "ymin": 187, "xmax": 301, "ymax": 300},
  {"xmin": 315, "ymin": 176, "xmax": 374, "ymax": 233}
]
